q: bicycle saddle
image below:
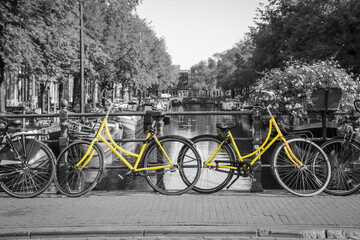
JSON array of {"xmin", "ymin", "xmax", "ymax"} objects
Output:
[
  {"xmin": 0, "ymin": 116, "xmax": 22, "ymax": 127},
  {"xmin": 216, "ymin": 122, "xmax": 237, "ymax": 130},
  {"xmin": 146, "ymin": 110, "xmax": 166, "ymax": 118}
]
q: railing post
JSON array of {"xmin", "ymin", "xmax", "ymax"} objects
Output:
[
  {"xmin": 59, "ymin": 99, "xmax": 69, "ymax": 151},
  {"xmin": 22, "ymin": 106, "xmax": 26, "ymax": 129},
  {"xmin": 351, "ymin": 108, "xmax": 360, "ymax": 130},
  {"xmin": 250, "ymin": 106, "xmax": 263, "ymax": 192},
  {"xmin": 155, "ymin": 116, "xmax": 165, "ymax": 188}
]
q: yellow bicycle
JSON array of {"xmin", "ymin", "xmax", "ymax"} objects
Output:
[
  {"xmin": 54, "ymin": 91, "xmax": 202, "ymax": 197},
  {"xmin": 184, "ymin": 92, "xmax": 331, "ymax": 196}
]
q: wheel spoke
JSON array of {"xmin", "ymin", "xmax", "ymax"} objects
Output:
[
  {"xmin": 321, "ymin": 139, "xmax": 360, "ymax": 195},
  {"xmin": 144, "ymin": 136, "xmax": 201, "ymax": 195},
  {"xmin": 55, "ymin": 141, "xmax": 103, "ymax": 197},
  {"xmin": 0, "ymin": 137, "xmax": 55, "ymax": 198}
]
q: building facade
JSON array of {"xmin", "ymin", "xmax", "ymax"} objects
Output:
[{"xmin": 0, "ymin": 67, "xmax": 74, "ymax": 113}]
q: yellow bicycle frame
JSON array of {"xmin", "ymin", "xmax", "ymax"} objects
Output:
[
  {"xmin": 205, "ymin": 117, "xmax": 304, "ymax": 170},
  {"xmin": 75, "ymin": 117, "xmax": 174, "ymax": 172}
]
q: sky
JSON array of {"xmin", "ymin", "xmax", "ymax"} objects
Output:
[{"xmin": 136, "ymin": 0, "xmax": 267, "ymax": 70}]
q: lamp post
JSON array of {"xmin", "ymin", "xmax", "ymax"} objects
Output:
[{"xmin": 79, "ymin": 0, "xmax": 85, "ymax": 113}]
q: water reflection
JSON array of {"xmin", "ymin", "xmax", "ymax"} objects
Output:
[
  {"xmin": 167, "ymin": 104, "xmax": 252, "ymax": 139},
  {"xmin": 96, "ymin": 104, "xmax": 253, "ymax": 191}
]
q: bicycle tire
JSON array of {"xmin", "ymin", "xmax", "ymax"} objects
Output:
[
  {"xmin": 0, "ymin": 136, "xmax": 55, "ymax": 198},
  {"xmin": 186, "ymin": 134, "xmax": 235, "ymax": 193},
  {"xmin": 142, "ymin": 135, "xmax": 201, "ymax": 195},
  {"xmin": 55, "ymin": 140, "xmax": 104, "ymax": 197},
  {"xmin": 320, "ymin": 138, "xmax": 360, "ymax": 196},
  {"xmin": 271, "ymin": 138, "xmax": 331, "ymax": 197}
]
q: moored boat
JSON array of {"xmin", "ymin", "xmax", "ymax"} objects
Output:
[
  {"xmin": 219, "ymin": 99, "xmax": 234, "ymax": 111},
  {"xmin": 116, "ymin": 115, "xmax": 144, "ymax": 136},
  {"xmin": 170, "ymin": 99, "xmax": 182, "ymax": 106}
]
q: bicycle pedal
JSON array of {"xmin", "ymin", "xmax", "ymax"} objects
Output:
[{"xmin": 118, "ymin": 170, "xmax": 135, "ymax": 180}]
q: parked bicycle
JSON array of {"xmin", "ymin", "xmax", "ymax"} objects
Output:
[
  {"xmin": 0, "ymin": 116, "xmax": 56, "ymax": 198},
  {"xmin": 54, "ymin": 90, "xmax": 202, "ymax": 197},
  {"xmin": 320, "ymin": 100, "xmax": 360, "ymax": 196},
  {"xmin": 181, "ymin": 91, "xmax": 331, "ymax": 197}
]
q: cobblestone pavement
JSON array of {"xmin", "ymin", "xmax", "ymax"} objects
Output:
[{"xmin": 0, "ymin": 190, "xmax": 359, "ymax": 239}]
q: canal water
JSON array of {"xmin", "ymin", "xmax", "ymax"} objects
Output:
[{"xmin": 96, "ymin": 103, "xmax": 255, "ymax": 192}]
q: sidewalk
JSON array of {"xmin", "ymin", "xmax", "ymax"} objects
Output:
[{"xmin": 0, "ymin": 190, "xmax": 359, "ymax": 239}]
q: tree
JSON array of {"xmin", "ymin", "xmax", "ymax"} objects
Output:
[
  {"xmin": 0, "ymin": 0, "xmax": 177, "ymax": 111},
  {"xmin": 0, "ymin": 0, "xmax": 79, "ymax": 111},
  {"xmin": 83, "ymin": 2, "xmax": 177, "ymax": 100},
  {"xmin": 251, "ymin": 0, "xmax": 360, "ymax": 74},
  {"xmin": 189, "ymin": 59, "xmax": 217, "ymax": 95},
  {"xmin": 214, "ymin": 37, "xmax": 257, "ymax": 98}
]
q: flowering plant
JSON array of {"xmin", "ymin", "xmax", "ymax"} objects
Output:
[{"xmin": 252, "ymin": 59, "xmax": 359, "ymax": 118}]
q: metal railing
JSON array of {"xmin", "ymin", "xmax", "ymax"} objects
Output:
[{"xmin": 2, "ymin": 100, "xmax": 352, "ymax": 192}]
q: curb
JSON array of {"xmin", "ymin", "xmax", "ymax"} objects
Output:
[{"xmin": 0, "ymin": 226, "xmax": 359, "ymax": 239}]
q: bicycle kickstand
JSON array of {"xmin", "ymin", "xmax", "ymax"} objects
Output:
[
  {"xmin": 226, "ymin": 172, "xmax": 254, "ymax": 190},
  {"xmin": 226, "ymin": 175, "xmax": 240, "ymax": 189}
]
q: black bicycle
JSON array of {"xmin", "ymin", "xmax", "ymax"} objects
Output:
[
  {"xmin": 0, "ymin": 116, "xmax": 56, "ymax": 198},
  {"xmin": 320, "ymin": 100, "xmax": 360, "ymax": 196}
]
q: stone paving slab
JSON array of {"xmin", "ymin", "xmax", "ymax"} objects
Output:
[{"xmin": 0, "ymin": 190, "xmax": 359, "ymax": 239}]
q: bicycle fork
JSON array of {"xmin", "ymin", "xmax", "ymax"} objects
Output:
[{"xmin": 281, "ymin": 138, "xmax": 304, "ymax": 168}]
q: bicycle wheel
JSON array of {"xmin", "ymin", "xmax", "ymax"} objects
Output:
[
  {"xmin": 320, "ymin": 138, "xmax": 360, "ymax": 196},
  {"xmin": 187, "ymin": 134, "xmax": 235, "ymax": 193},
  {"xmin": 0, "ymin": 136, "xmax": 55, "ymax": 198},
  {"xmin": 271, "ymin": 138, "xmax": 331, "ymax": 197},
  {"xmin": 142, "ymin": 135, "xmax": 201, "ymax": 195},
  {"xmin": 55, "ymin": 140, "xmax": 104, "ymax": 197}
]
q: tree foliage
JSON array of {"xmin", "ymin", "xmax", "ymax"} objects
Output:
[
  {"xmin": 189, "ymin": 59, "xmax": 217, "ymax": 94},
  {"xmin": 1, "ymin": 0, "xmax": 79, "ymax": 77},
  {"xmin": 251, "ymin": 0, "xmax": 360, "ymax": 74},
  {"xmin": 215, "ymin": 37, "xmax": 257, "ymax": 95},
  {"xmin": 189, "ymin": 37, "xmax": 257, "ymax": 97},
  {"xmin": 0, "ymin": 0, "xmax": 177, "ymax": 107}
]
